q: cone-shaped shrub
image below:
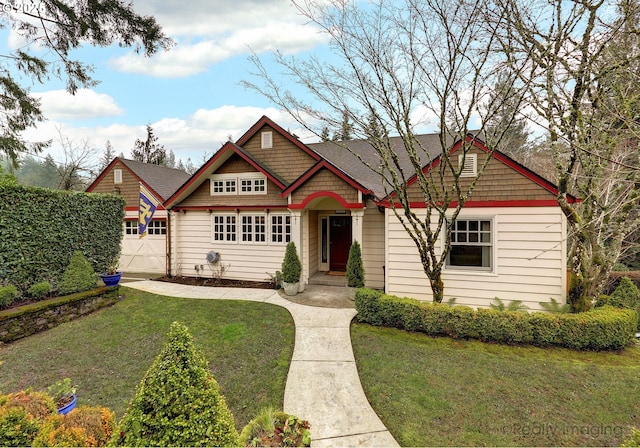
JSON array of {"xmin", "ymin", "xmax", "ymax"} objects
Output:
[
  {"xmin": 58, "ymin": 251, "xmax": 97, "ymax": 294},
  {"xmin": 281, "ymin": 242, "xmax": 302, "ymax": 284},
  {"xmin": 111, "ymin": 322, "xmax": 239, "ymax": 447},
  {"xmin": 346, "ymin": 241, "xmax": 365, "ymax": 288}
]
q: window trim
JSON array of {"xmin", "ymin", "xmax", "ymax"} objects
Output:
[
  {"xmin": 212, "ymin": 214, "xmax": 237, "ymax": 243},
  {"xmin": 238, "ymin": 173, "xmax": 268, "ymax": 196},
  {"xmin": 210, "ymin": 174, "xmax": 238, "ymax": 196},
  {"xmin": 211, "ymin": 173, "xmax": 267, "ymax": 196},
  {"xmin": 270, "ymin": 214, "xmax": 292, "ymax": 244},
  {"xmin": 445, "ymin": 217, "xmax": 494, "ymax": 272},
  {"xmin": 240, "ymin": 213, "xmax": 267, "ymax": 244}
]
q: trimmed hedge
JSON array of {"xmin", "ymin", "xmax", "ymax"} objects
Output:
[
  {"xmin": 0, "ymin": 184, "xmax": 125, "ymax": 293},
  {"xmin": 355, "ymin": 289, "xmax": 638, "ymax": 350}
]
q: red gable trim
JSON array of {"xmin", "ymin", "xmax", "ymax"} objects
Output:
[
  {"xmin": 235, "ymin": 115, "xmax": 321, "ymax": 161},
  {"xmin": 281, "ymin": 160, "xmax": 372, "ymax": 198},
  {"xmin": 165, "ymin": 141, "xmax": 287, "ymax": 208},
  {"xmin": 400, "ymin": 135, "xmax": 577, "ymax": 203},
  {"xmin": 288, "ymin": 191, "xmax": 365, "ymax": 210},
  {"xmin": 86, "ymin": 157, "xmax": 166, "ymax": 209}
]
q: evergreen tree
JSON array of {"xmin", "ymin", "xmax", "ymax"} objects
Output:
[
  {"xmin": 113, "ymin": 322, "xmax": 239, "ymax": 447},
  {"xmin": 132, "ymin": 125, "xmax": 168, "ymax": 165}
]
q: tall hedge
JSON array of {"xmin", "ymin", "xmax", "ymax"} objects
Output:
[{"xmin": 0, "ymin": 184, "xmax": 125, "ymax": 292}]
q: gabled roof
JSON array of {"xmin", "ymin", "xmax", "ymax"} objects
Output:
[
  {"xmin": 86, "ymin": 157, "xmax": 190, "ymax": 201},
  {"xmin": 165, "ymin": 141, "xmax": 289, "ymax": 208}
]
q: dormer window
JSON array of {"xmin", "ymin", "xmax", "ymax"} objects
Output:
[
  {"xmin": 459, "ymin": 153, "xmax": 477, "ymax": 178},
  {"xmin": 114, "ymin": 169, "xmax": 122, "ymax": 184},
  {"xmin": 211, "ymin": 173, "xmax": 267, "ymax": 196},
  {"xmin": 261, "ymin": 131, "xmax": 273, "ymax": 149}
]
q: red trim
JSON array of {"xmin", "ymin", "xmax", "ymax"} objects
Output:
[
  {"xmin": 288, "ymin": 191, "xmax": 364, "ymax": 210},
  {"xmin": 125, "ymin": 205, "xmax": 166, "ymax": 212},
  {"xmin": 125, "ymin": 216, "xmax": 167, "ymax": 221},
  {"xmin": 235, "ymin": 115, "xmax": 321, "ymax": 161},
  {"xmin": 281, "ymin": 160, "xmax": 372, "ymax": 197},
  {"xmin": 172, "ymin": 205, "xmax": 290, "ymax": 212},
  {"xmin": 165, "ymin": 141, "xmax": 288, "ymax": 208},
  {"xmin": 399, "ymin": 135, "xmax": 578, "ymax": 204},
  {"xmin": 380, "ymin": 199, "xmax": 563, "ymax": 208}
]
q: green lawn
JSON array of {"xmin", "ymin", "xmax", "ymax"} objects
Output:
[
  {"xmin": 0, "ymin": 287, "xmax": 294, "ymax": 430},
  {"xmin": 352, "ymin": 323, "xmax": 640, "ymax": 447}
]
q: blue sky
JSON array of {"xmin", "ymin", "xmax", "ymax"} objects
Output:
[{"xmin": 2, "ymin": 0, "xmax": 332, "ymax": 168}]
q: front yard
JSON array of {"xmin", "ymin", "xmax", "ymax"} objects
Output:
[
  {"xmin": 352, "ymin": 323, "xmax": 640, "ymax": 446},
  {"xmin": 0, "ymin": 287, "xmax": 294, "ymax": 430}
]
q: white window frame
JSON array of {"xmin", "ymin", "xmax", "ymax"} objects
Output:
[
  {"xmin": 270, "ymin": 214, "xmax": 292, "ymax": 244},
  {"xmin": 458, "ymin": 153, "xmax": 477, "ymax": 178},
  {"xmin": 114, "ymin": 169, "xmax": 122, "ymax": 184},
  {"xmin": 210, "ymin": 174, "xmax": 238, "ymax": 196},
  {"xmin": 211, "ymin": 173, "xmax": 267, "ymax": 196},
  {"xmin": 261, "ymin": 131, "xmax": 273, "ymax": 149},
  {"xmin": 212, "ymin": 214, "xmax": 237, "ymax": 243},
  {"xmin": 124, "ymin": 220, "xmax": 138, "ymax": 235},
  {"xmin": 147, "ymin": 220, "xmax": 167, "ymax": 236},
  {"xmin": 445, "ymin": 217, "xmax": 494, "ymax": 272},
  {"xmin": 240, "ymin": 213, "xmax": 267, "ymax": 244}
]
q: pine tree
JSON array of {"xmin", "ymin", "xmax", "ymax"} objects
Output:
[{"xmin": 131, "ymin": 125, "xmax": 168, "ymax": 165}]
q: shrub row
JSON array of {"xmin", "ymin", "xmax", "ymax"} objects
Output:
[
  {"xmin": 0, "ymin": 184, "xmax": 124, "ymax": 293},
  {"xmin": 355, "ymin": 289, "xmax": 638, "ymax": 350}
]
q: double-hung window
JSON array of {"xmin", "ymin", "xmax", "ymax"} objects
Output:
[
  {"xmin": 447, "ymin": 219, "xmax": 492, "ymax": 270},
  {"xmin": 271, "ymin": 215, "xmax": 291, "ymax": 243},
  {"xmin": 213, "ymin": 214, "xmax": 237, "ymax": 242},
  {"xmin": 241, "ymin": 215, "xmax": 266, "ymax": 243}
]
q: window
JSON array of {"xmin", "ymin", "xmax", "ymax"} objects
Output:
[
  {"xmin": 459, "ymin": 153, "xmax": 477, "ymax": 177},
  {"xmin": 271, "ymin": 215, "xmax": 291, "ymax": 244},
  {"xmin": 114, "ymin": 169, "xmax": 122, "ymax": 184},
  {"xmin": 211, "ymin": 173, "xmax": 266, "ymax": 196},
  {"xmin": 125, "ymin": 221, "xmax": 138, "ymax": 235},
  {"xmin": 261, "ymin": 131, "xmax": 273, "ymax": 149},
  {"xmin": 241, "ymin": 215, "xmax": 266, "ymax": 243},
  {"xmin": 213, "ymin": 215, "xmax": 236, "ymax": 242},
  {"xmin": 147, "ymin": 220, "xmax": 166, "ymax": 235},
  {"xmin": 447, "ymin": 219, "xmax": 492, "ymax": 270}
]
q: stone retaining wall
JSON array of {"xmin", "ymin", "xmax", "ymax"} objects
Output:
[{"xmin": 0, "ymin": 287, "xmax": 121, "ymax": 343}]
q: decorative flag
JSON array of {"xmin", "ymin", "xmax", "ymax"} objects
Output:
[{"xmin": 139, "ymin": 183, "xmax": 160, "ymax": 238}]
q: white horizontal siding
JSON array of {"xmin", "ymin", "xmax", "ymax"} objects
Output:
[
  {"xmin": 385, "ymin": 207, "xmax": 567, "ymax": 311},
  {"xmin": 362, "ymin": 203, "xmax": 385, "ymax": 288},
  {"xmin": 171, "ymin": 210, "xmax": 286, "ymax": 282}
]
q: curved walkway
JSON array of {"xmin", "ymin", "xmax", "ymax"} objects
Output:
[{"xmin": 124, "ymin": 281, "xmax": 398, "ymax": 447}]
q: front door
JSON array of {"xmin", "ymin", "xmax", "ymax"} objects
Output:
[{"xmin": 329, "ymin": 216, "xmax": 352, "ymax": 271}]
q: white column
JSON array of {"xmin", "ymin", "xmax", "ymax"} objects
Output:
[
  {"xmin": 351, "ymin": 208, "xmax": 364, "ymax": 246},
  {"xmin": 289, "ymin": 209, "xmax": 305, "ymax": 291}
]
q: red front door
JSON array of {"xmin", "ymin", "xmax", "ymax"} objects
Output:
[{"xmin": 329, "ymin": 216, "xmax": 352, "ymax": 271}]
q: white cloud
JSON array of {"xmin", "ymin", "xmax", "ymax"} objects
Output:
[
  {"xmin": 22, "ymin": 105, "xmax": 315, "ymax": 167},
  {"xmin": 35, "ymin": 89, "xmax": 124, "ymax": 120},
  {"xmin": 108, "ymin": 0, "xmax": 328, "ymax": 78}
]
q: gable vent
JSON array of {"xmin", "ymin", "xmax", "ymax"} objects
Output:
[
  {"xmin": 261, "ymin": 131, "xmax": 273, "ymax": 149},
  {"xmin": 458, "ymin": 153, "xmax": 477, "ymax": 178}
]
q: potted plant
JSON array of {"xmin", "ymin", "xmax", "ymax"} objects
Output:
[
  {"xmin": 100, "ymin": 259, "xmax": 122, "ymax": 287},
  {"xmin": 281, "ymin": 242, "xmax": 302, "ymax": 296},
  {"xmin": 345, "ymin": 240, "xmax": 365, "ymax": 300},
  {"xmin": 47, "ymin": 378, "xmax": 77, "ymax": 415}
]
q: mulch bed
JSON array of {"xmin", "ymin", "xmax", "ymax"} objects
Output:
[{"xmin": 155, "ymin": 276, "xmax": 275, "ymax": 290}]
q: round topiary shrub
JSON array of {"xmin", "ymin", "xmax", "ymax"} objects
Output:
[
  {"xmin": 112, "ymin": 321, "xmax": 239, "ymax": 447},
  {"xmin": 58, "ymin": 251, "xmax": 97, "ymax": 295}
]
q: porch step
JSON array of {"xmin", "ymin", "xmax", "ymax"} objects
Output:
[{"xmin": 309, "ymin": 272, "xmax": 347, "ymax": 287}]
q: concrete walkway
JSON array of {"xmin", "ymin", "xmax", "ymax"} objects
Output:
[{"xmin": 124, "ymin": 281, "xmax": 399, "ymax": 447}]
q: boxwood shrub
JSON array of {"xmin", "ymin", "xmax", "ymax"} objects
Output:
[{"xmin": 355, "ymin": 289, "xmax": 637, "ymax": 350}]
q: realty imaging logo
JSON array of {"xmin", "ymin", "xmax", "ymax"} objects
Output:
[{"xmin": 0, "ymin": 1, "xmax": 45, "ymax": 14}]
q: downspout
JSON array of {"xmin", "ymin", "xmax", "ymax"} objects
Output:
[{"xmin": 166, "ymin": 208, "xmax": 172, "ymax": 277}]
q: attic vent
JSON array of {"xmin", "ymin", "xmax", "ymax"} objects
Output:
[
  {"xmin": 261, "ymin": 131, "xmax": 273, "ymax": 149},
  {"xmin": 458, "ymin": 153, "xmax": 477, "ymax": 178},
  {"xmin": 114, "ymin": 169, "xmax": 122, "ymax": 184}
]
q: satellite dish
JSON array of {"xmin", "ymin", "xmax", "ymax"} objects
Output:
[{"xmin": 206, "ymin": 251, "xmax": 220, "ymax": 263}]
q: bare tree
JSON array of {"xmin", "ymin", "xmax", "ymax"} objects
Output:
[
  {"xmin": 497, "ymin": 0, "xmax": 640, "ymax": 310},
  {"xmin": 244, "ymin": 0, "xmax": 531, "ymax": 302},
  {"xmin": 54, "ymin": 128, "xmax": 99, "ymax": 191}
]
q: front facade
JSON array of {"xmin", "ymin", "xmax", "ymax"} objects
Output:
[
  {"xmin": 165, "ymin": 116, "xmax": 572, "ymax": 310},
  {"xmin": 87, "ymin": 158, "xmax": 190, "ymax": 274}
]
